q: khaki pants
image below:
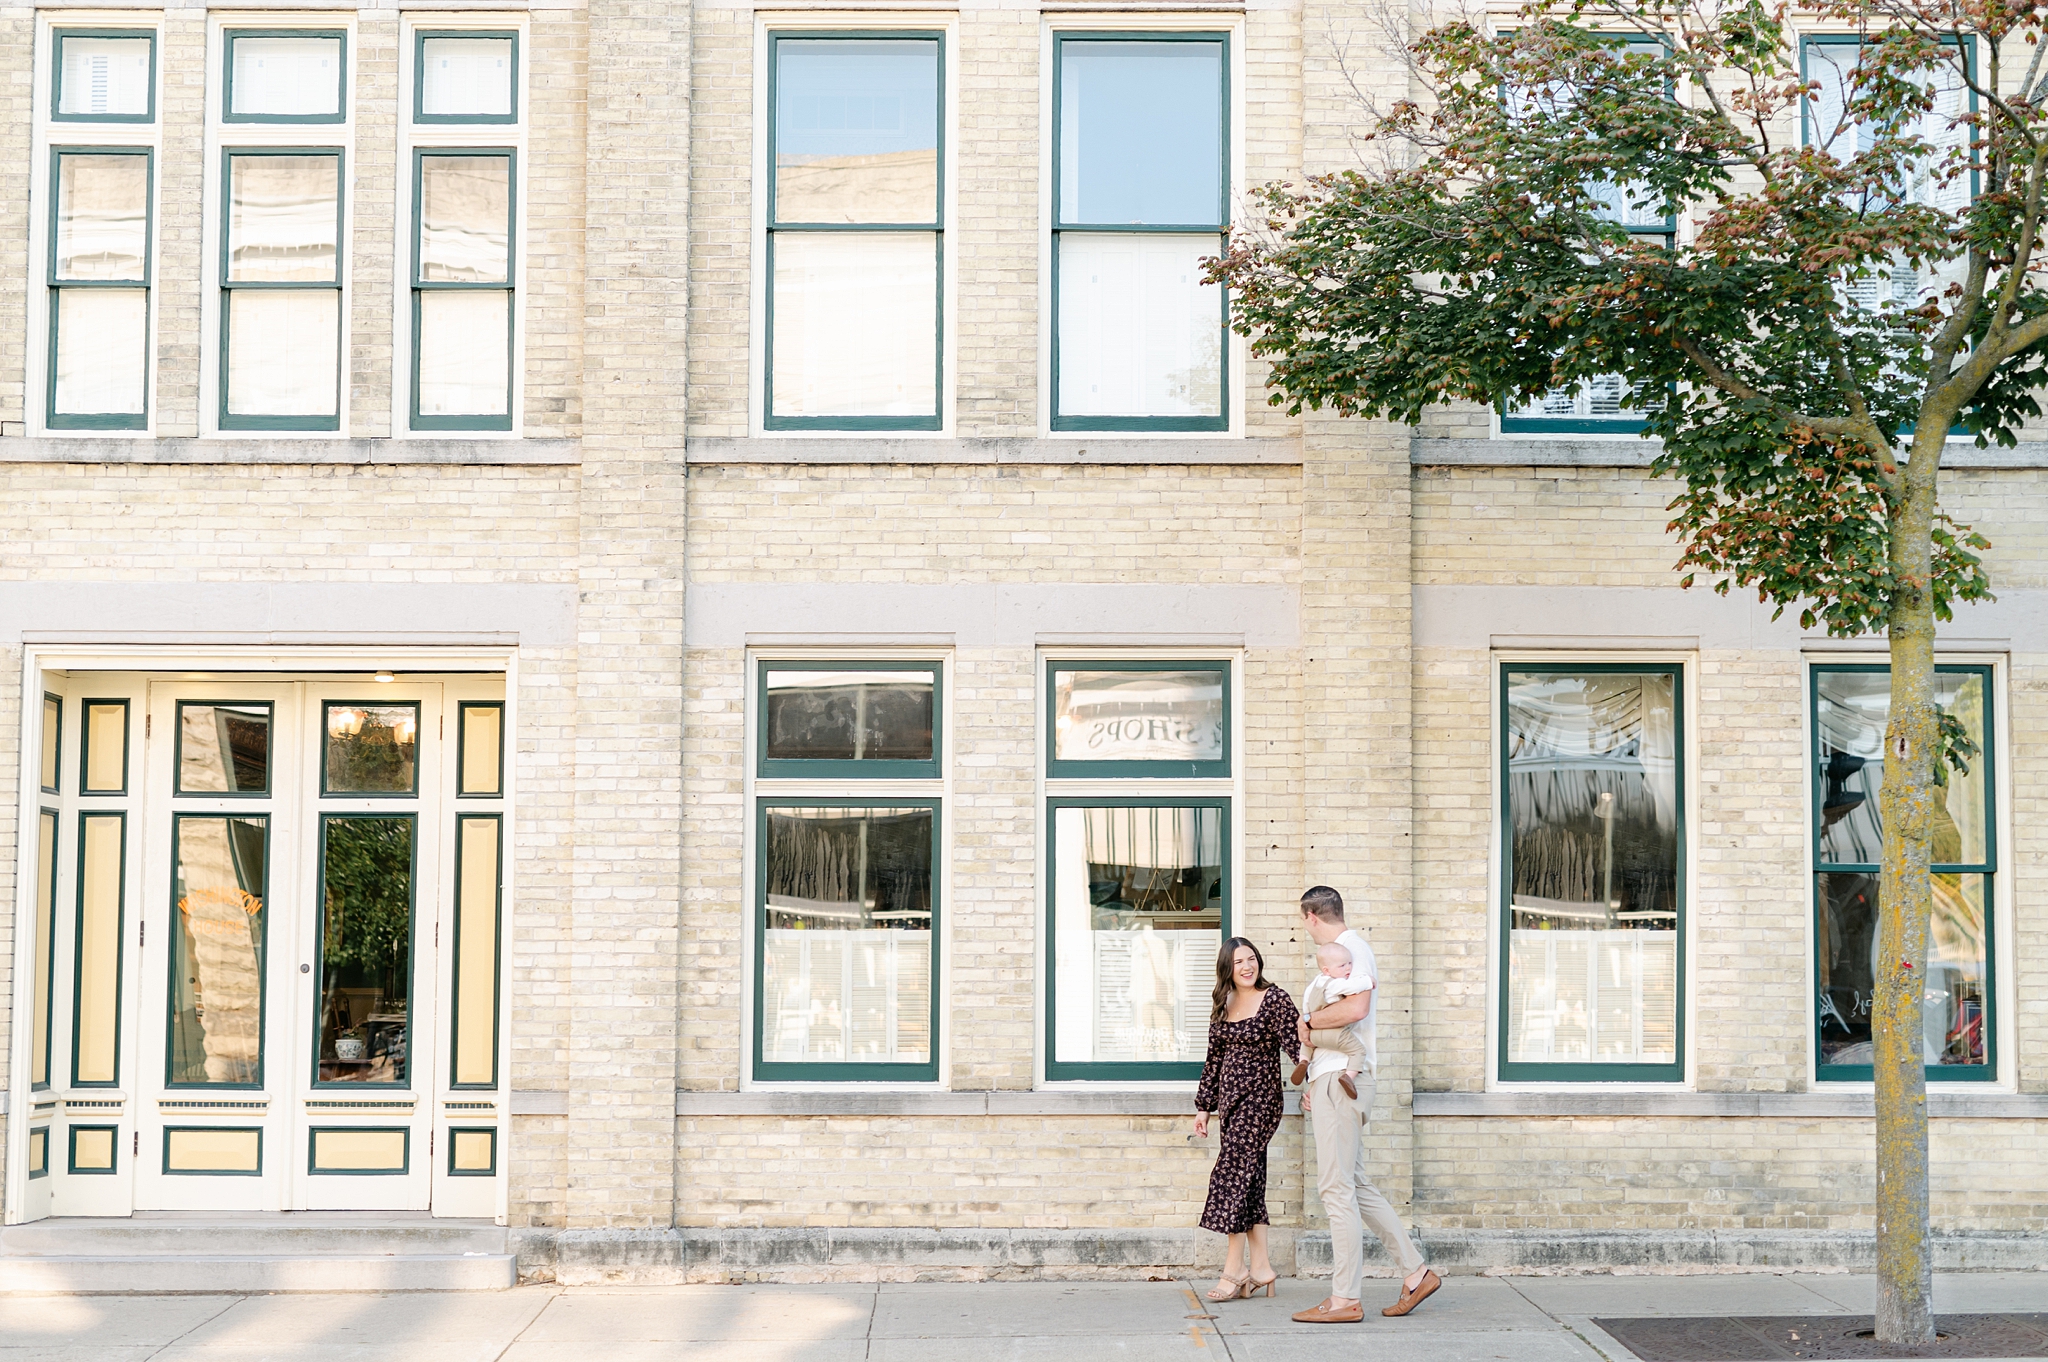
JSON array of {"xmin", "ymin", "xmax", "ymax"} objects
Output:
[{"xmin": 1309, "ymin": 1068, "xmax": 1423, "ymax": 1301}]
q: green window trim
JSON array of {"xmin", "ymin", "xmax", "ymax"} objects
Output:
[
  {"xmin": 71, "ymin": 811, "xmax": 128, "ymax": 1090},
  {"xmin": 412, "ymin": 29, "xmax": 520, "ymax": 125},
  {"xmin": 51, "ymin": 28, "xmax": 159, "ymax": 124},
  {"xmin": 320, "ymin": 699, "xmax": 422, "ymax": 797},
  {"xmin": 449, "ymin": 812, "xmax": 504, "ymax": 1091},
  {"xmin": 68, "ymin": 1124, "xmax": 122, "ymax": 1175},
  {"xmin": 42, "ymin": 692, "xmax": 63, "ymax": 793},
  {"xmin": 1049, "ymin": 31, "xmax": 1231, "ymax": 434},
  {"xmin": 446, "ymin": 1125, "xmax": 499, "ymax": 1176},
  {"xmin": 164, "ymin": 812, "xmax": 270, "ymax": 1091},
  {"xmin": 409, "ymin": 147, "xmax": 517, "ymax": 431},
  {"xmin": 1044, "ymin": 795, "xmax": 1232, "ymax": 1082},
  {"xmin": 28, "ymin": 1128, "xmax": 50, "ymax": 1179},
  {"xmin": 161, "ymin": 1126, "xmax": 265, "ymax": 1177},
  {"xmin": 78, "ymin": 697, "xmax": 130, "ymax": 795},
  {"xmin": 217, "ymin": 146, "xmax": 345, "ymax": 433},
  {"xmin": 763, "ymin": 30, "xmax": 946, "ymax": 433},
  {"xmin": 172, "ymin": 700, "xmax": 275, "ymax": 797},
  {"xmin": 223, "ymin": 29, "xmax": 349, "ymax": 125},
  {"xmin": 311, "ymin": 812, "xmax": 419, "ymax": 1091},
  {"xmin": 1496, "ymin": 662, "xmax": 1688, "ymax": 1084},
  {"xmin": 1043, "ymin": 658, "xmax": 1231, "ymax": 780},
  {"xmin": 47, "ymin": 146, "xmax": 155, "ymax": 431},
  {"xmin": 306, "ymin": 1126, "xmax": 411, "ymax": 1175},
  {"xmin": 1810, "ymin": 662, "xmax": 1999, "ymax": 1084},
  {"xmin": 756, "ymin": 659, "xmax": 943, "ymax": 779},
  {"xmin": 751, "ymin": 798, "xmax": 943, "ymax": 1083},
  {"xmin": 456, "ymin": 701, "xmax": 507, "ymax": 797}
]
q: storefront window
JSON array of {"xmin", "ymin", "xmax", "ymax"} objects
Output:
[
  {"xmin": 1812, "ymin": 666, "xmax": 1995, "ymax": 1080},
  {"xmin": 1500, "ymin": 665, "xmax": 1684, "ymax": 1082},
  {"xmin": 752, "ymin": 659, "xmax": 944, "ymax": 1081}
]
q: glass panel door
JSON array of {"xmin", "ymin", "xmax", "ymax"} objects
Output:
[{"xmin": 135, "ymin": 683, "xmax": 293, "ymax": 1211}]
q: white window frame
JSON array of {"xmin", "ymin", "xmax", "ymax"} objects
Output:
[
  {"xmin": 747, "ymin": 14, "xmax": 960, "ymax": 439},
  {"xmin": 203, "ymin": 13, "xmax": 357, "ymax": 438},
  {"xmin": 30, "ymin": 14, "xmax": 164, "ymax": 437},
  {"xmin": 396, "ymin": 12, "xmax": 528, "ymax": 438}
]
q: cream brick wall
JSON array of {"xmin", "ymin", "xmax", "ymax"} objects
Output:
[
  {"xmin": 0, "ymin": 10, "xmax": 26, "ymax": 434},
  {"xmin": 156, "ymin": 13, "xmax": 206, "ymax": 438}
]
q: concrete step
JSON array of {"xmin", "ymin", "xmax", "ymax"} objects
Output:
[
  {"xmin": 0, "ymin": 1215, "xmax": 515, "ymax": 1293},
  {"xmin": 0, "ymin": 1252, "xmax": 515, "ymax": 1294}
]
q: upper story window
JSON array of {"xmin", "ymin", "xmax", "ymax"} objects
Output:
[
  {"xmin": 1812, "ymin": 664, "xmax": 1996, "ymax": 1082},
  {"xmin": 1051, "ymin": 33, "xmax": 1229, "ymax": 432},
  {"xmin": 765, "ymin": 33, "xmax": 944, "ymax": 432},
  {"xmin": 42, "ymin": 27, "xmax": 160, "ymax": 433},
  {"xmin": 1044, "ymin": 658, "xmax": 1234, "ymax": 1082},
  {"xmin": 407, "ymin": 27, "xmax": 522, "ymax": 433},
  {"xmin": 1501, "ymin": 34, "xmax": 1668, "ymax": 435},
  {"xmin": 1499, "ymin": 664, "xmax": 1684, "ymax": 1082},
  {"xmin": 214, "ymin": 24, "xmax": 351, "ymax": 433},
  {"xmin": 753, "ymin": 660, "xmax": 944, "ymax": 1081}
]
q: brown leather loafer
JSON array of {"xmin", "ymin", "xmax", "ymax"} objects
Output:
[
  {"xmin": 1291, "ymin": 1299, "xmax": 1365, "ymax": 1324},
  {"xmin": 1382, "ymin": 1268, "xmax": 1441, "ymax": 1317}
]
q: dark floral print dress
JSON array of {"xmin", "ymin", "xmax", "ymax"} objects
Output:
[{"xmin": 1194, "ymin": 986, "xmax": 1301, "ymax": 1235}]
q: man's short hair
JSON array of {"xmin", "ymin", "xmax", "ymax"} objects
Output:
[{"xmin": 1300, "ymin": 885, "xmax": 1345, "ymax": 922}]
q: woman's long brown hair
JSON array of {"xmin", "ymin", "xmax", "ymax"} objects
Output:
[{"xmin": 1211, "ymin": 936, "xmax": 1271, "ymax": 1023}]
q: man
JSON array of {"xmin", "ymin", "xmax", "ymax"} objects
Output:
[{"xmin": 1291, "ymin": 884, "xmax": 1440, "ymax": 1323}]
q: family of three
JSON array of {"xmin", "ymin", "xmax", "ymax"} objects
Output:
[{"xmin": 1191, "ymin": 885, "xmax": 1442, "ymax": 1323}]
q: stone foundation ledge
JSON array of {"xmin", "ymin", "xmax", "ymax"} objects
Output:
[{"xmin": 507, "ymin": 1227, "xmax": 2045, "ymax": 1285}]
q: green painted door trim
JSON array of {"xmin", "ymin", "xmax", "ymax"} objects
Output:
[
  {"xmin": 1043, "ymin": 794, "xmax": 1231, "ymax": 1083},
  {"xmin": 751, "ymin": 798, "xmax": 943, "ymax": 1083},
  {"xmin": 410, "ymin": 147, "xmax": 517, "ymax": 431},
  {"xmin": 1809, "ymin": 662, "xmax": 2000, "ymax": 1084},
  {"xmin": 160, "ymin": 1126, "xmax": 265, "ymax": 1177},
  {"xmin": 448, "ymin": 812, "xmax": 504, "ymax": 1091},
  {"xmin": 446, "ymin": 1125, "xmax": 498, "ymax": 1176},
  {"xmin": 763, "ymin": 30, "xmax": 945, "ymax": 431},
  {"xmin": 33, "ymin": 808, "xmax": 60, "ymax": 1091},
  {"xmin": 68, "ymin": 1124, "xmax": 122, "ymax": 1175},
  {"xmin": 51, "ymin": 28, "xmax": 160, "ymax": 124},
  {"xmin": 1043, "ymin": 658, "xmax": 1231, "ymax": 780},
  {"xmin": 78, "ymin": 697, "xmax": 130, "ymax": 795},
  {"xmin": 456, "ymin": 701, "xmax": 506, "ymax": 797},
  {"xmin": 164, "ymin": 812, "xmax": 270, "ymax": 1091},
  {"xmin": 311, "ymin": 812, "xmax": 419, "ymax": 1091},
  {"xmin": 412, "ymin": 29, "xmax": 520, "ymax": 125},
  {"xmin": 306, "ymin": 1126, "xmax": 411, "ymax": 1174},
  {"xmin": 1496, "ymin": 662, "xmax": 1688, "ymax": 1084},
  {"xmin": 1049, "ymin": 31, "xmax": 1231, "ymax": 433},
  {"xmin": 756, "ymin": 659, "xmax": 944, "ymax": 780}
]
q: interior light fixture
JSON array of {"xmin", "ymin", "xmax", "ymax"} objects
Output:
[{"xmin": 374, "ymin": 671, "xmax": 395, "ymax": 684}]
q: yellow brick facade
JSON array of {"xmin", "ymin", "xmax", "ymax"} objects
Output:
[{"xmin": 0, "ymin": 0, "xmax": 2042, "ymax": 1272}]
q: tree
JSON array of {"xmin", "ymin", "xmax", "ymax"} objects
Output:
[{"xmin": 1208, "ymin": 0, "xmax": 2043, "ymax": 1341}]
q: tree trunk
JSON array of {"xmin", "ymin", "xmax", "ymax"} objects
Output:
[{"xmin": 1875, "ymin": 434, "xmax": 1941, "ymax": 1345}]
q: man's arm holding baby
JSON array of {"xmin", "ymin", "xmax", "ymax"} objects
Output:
[{"xmin": 1305, "ymin": 987, "xmax": 1372, "ymax": 1030}]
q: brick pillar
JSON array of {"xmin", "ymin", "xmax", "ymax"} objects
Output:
[{"xmin": 565, "ymin": 0, "xmax": 691, "ymax": 1229}]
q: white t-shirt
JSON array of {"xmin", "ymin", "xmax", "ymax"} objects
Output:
[{"xmin": 1306, "ymin": 928, "xmax": 1377, "ymax": 1082}]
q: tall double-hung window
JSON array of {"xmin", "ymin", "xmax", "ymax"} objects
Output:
[
  {"xmin": 765, "ymin": 33, "xmax": 943, "ymax": 430},
  {"xmin": 1812, "ymin": 665, "xmax": 1996, "ymax": 1081},
  {"xmin": 752, "ymin": 661, "xmax": 943, "ymax": 1081},
  {"xmin": 1499, "ymin": 665, "xmax": 1685, "ymax": 1082},
  {"xmin": 44, "ymin": 26, "xmax": 159, "ymax": 430},
  {"xmin": 1044, "ymin": 660, "xmax": 1232, "ymax": 1080},
  {"xmin": 1052, "ymin": 34, "xmax": 1229, "ymax": 431},
  {"xmin": 408, "ymin": 26, "xmax": 522, "ymax": 431},
  {"xmin": 1502, "ymin": 35, "xmax": 1671, "ymax": 434},
  {"xmin": 216, "ymin": 26, "xmax": 350, "ymax": 431}
]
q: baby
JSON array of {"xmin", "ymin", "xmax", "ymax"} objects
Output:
[{"xmin": 1290, "ymin": 941, "xmax": 1371, "ymax": 1099}]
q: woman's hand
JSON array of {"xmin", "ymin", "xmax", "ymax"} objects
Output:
[{"xmin": 1193, "ymin": 1112, "xmax": 1210, "ymax": 1139}]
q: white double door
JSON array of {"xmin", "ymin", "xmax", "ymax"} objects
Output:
[{"xmin": 131, "ymin": 681, "xmax": 443, "ymax": 1211}]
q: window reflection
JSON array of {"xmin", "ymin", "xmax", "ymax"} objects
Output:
[
  {"xmin": 1051, "ymin": 805, "xmax": 1222, "ymax": 1065},
  {"xmin": 325, "ymin": 703, "xmax": 419, "ymax": 793},
  {"xmin": 178, "ymin": 703, "xmax": 271, "ymax": 794},
  {"xmin": 1504, "ymin": 670, "xmax": 1679, "ymax": 1067},
  {"xmin": 169, "ymin": 815, "xmax": 266, "ymax": 1086},
  {"xmin": 760, "ymin": 806, "xmax": 932, "ymax": 1064},
  {"xmin": 317, "ymin": 815, "xmax": 413, "ymax": 1084},
  {"xmin": 764, "ymin": 670, "xmax": 933, "ymax": 763},
  {"xmin": 1053, "ymin": 667, "xmax": 1224, "ymax": 765}
]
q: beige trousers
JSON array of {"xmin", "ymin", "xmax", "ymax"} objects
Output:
[{"xmin": 1308, "ymin": 1069, "xmax": 1423, "ymax": 1301}]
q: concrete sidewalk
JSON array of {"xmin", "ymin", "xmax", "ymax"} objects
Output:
[{"xmin": 1, "ymin": 1271, "xmax": 2042, "ymax": 1361}]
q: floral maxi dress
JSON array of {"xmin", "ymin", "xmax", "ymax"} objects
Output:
[{"xmin": 1195, "ymin": 987, "xmax": 1301, "ymax": 1235}]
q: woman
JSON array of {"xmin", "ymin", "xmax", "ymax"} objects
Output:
[{"xmin": 1193, "ymin": 935, "xmax": 1300, "ymax": 1302}]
